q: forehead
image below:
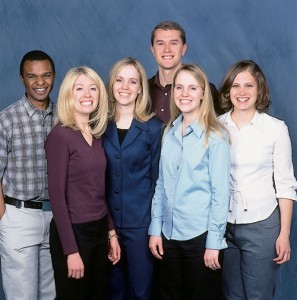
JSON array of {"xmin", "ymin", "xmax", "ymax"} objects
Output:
[
  {"xmin": 23, "ymin": 60, "xmax": 53, "ymax": 74},
  {"xmin": 175, "ymin": 70, "xmax": 198, "ymax": 84},
  {"xmin": 117, "ymin": 64, "xmax": 139, "ymax": 78},
  {"xmin": 233, "ymin": 70, "xmax": 256, "ymax": 82},
  {"xmin": 74, "ymin": 74, "xmax": 95, "ymax": 85},
  {"xmin": 153, "ymin": 29, "xmax": 182, "ymax": 42}
]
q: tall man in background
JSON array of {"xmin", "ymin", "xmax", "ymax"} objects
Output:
[
  {"xmin": 149, "ymin": 21, "xmax": 222, "ymax": 123},
  {"xmin": 0, "ymin": 50, "xmax": 56, "ymax": 300}
]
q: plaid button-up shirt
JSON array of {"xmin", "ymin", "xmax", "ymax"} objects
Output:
[{"xmin": 0, "ymin": 95, "xmax": 55, "ymax": 201}]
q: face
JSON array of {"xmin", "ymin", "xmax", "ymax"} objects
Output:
[
  {"xmin": 21, "ymin": 60, "xmax": 55, "ymax": 107},
  {"xmin": 151, "ymin": 29, "xmax": 187, "ymax": 71},
  {"xmin": 173, "ymin": 70, "xmax": 204, "ymax": 120},
  {"xmin": 229, "ymin": 69, "xmax": 258, "ymax": 113},
  {"xmin": 113, "ymin": 65, "xmax": 142, "ymax": 108},
  {"xmin": 72, "ymin": 74, "xmax": 99, "ymax": 118}
]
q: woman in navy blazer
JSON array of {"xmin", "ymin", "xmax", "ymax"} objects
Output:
[{"xmin": 103, "ymin": 57, "xmax": 162, "ymax": 300}]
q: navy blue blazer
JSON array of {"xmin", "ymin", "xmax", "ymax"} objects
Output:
[{"xmin": 103, "ymin": 117, "xmax": 162, "ymax": 229}]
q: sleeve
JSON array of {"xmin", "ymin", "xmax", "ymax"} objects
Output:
[
  {"xmin": 45, "ymin": 126, "xmax": 79, "ymax": 255},
  {"xmin": 148, "ymin": 158, "xmax": 165, "ymax": 236},
  {"xmin": 206, "ymin": 137, "xmax": 231, "ymax": 249},
  {"xmin": 0, "ymin": 117, "xmax": 8, "ymax": 179},
  {"xmin": 274, "ymin": 122, "xmax": 297, "ymax": 201},
  {"xmin": 148, "ymin": 119, "xmax": 163, "ymax": 186}
]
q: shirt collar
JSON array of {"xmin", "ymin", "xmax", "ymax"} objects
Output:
[
  {"xmin": 224, "ymin": 110, "xmax": 261, "ymax": 129},
  {"xmin": 21, "ymin": 95, "xmax": 55, "ymax": 118},
  {"xmin": 172, "ymin": 114, "xmax": 204, "ymax": 139},
  {"xmin": 153, "ymin": 72, "xmax": 172, "ymax": 89}
]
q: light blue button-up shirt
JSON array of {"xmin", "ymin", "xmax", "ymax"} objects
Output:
[{"xmin": 149, "ymin": 114, "xmax": 230, "ymax": 249}]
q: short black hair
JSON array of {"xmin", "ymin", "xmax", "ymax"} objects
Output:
[{"xmin": 20, "ymin": 50, "xmax": 55, "ymax": 76}]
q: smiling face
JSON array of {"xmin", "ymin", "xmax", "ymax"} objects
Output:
[
  {"xmin": 113, "ymin": 64, "xmax": 142, "ymax": 109},
  {"xmin": 21, "ymin": 59, "xmax": 55, "ymax": 108},
  {"xmin": 173, "ymin": 70, "xmax": 204, "ymax": 121},
  {"xmin": 230, "ymin": 69, "xmax": 258, "ymax": 114},
  {"xmin": 72, "ymin": 74, "xmax": 99, "ymax": 118},
  {"xmin": 151, "ymin": 29, "xmax": 187, "ymax": 71}
]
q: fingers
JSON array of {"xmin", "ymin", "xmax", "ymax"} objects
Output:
[
  {"xmin": 273, "ymin": 250, "xmax": 291, "ymax": 264},
  {"xmin": 149, "ymin": 236, "xmax": 164, "ymax": 260},
  {"xmin": 68, "ymin": 268, "xmax": 84, "ymax": 279},
  {"xmin": 205, "ymin": 259, "xmax": 221, "ymax": 270}
]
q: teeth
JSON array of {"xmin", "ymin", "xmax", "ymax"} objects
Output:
[
  {"xmin": 119, "ymin": 92, "xmax": 130, "ymax": 96},
  {"xmin": 238, "ymin": 97, "xmax": 248, "ymax": 102},
  {"xmin": 35, "ymin": 88, "xmax": 45, "ymax": 92},
  {"xmin": 81, "ymin": 101, "xmax": 92, "ymax": 106},
  {"xmin": 180, "ymin": 99, "xmax": 191, "ymax": 103},
  {"xmin": 163, "ymin": 56, "xmax": 173, "ymax": 59}
]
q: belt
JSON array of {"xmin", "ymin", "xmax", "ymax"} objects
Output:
[{"xmin": 4, "ymin": 196, "xmax": 51, "ymax": 211}]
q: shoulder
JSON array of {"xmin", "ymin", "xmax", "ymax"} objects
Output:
[
  {"xmin": 147, "ymin": 116, "xmax": 163, "ymax": 128},
  {"xmin": 0, "ymin": 99, "xmax": 23, "ymax": 118},
  {"xmin": 258, "ymin": 113, "xmax": 287, "ymax": 132},
  {"xmin": 218, "ymin": 111, "xmax": 229, "ymax": 123},
  {"xmin": 47, "ymin": 124, "xmax": 76, "ymax": 142}
]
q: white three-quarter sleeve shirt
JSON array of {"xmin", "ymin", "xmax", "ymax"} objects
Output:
[{"xmin": 219, "ymin": 111, "xmax": 297, "ymax": 224}]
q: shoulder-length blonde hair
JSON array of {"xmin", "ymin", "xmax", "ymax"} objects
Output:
[
  {"xmin": 107, "ymin": 57, "xmax": 153, "ymax": 122},
  {"xmin": 55, "ymin": 66, "xmax": 108, "ymax": 138},
  {"xmin": 167, "ymin": 64, "xmax": 228, "ymax": 145}
]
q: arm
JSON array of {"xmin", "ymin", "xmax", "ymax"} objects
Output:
[
  {"xmin": 0, "ymin": 182, "xmax": 5, "ymax": 219},
  {"xmin": 45, "ymin": 126, "xmax": 84, "ymax": 276},
  {"xmin": 273, "ymin": 122, "xmax": 297, "ymax": 264},
  {"xmin": 204, "ymin": 137, "xmax": 231, "ymax": 269},
  {"xmin": 108, "ymin": 229, "xmax": 121, "ymax": 265},
  {"xmin": 273, "ymin": 198, "xmax": 293, "ymax": 264}
]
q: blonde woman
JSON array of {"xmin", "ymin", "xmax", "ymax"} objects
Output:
[
  {"xmin": 45, "ymin": 66, "xmax": 120, "ymax": 300},
  {"xmin": 149, "ymin": 64, "xmax": 230, "ymax": 299},
  {"xmin": 103, "ymin": 58, "xmax": 162, "ymax": 300}
]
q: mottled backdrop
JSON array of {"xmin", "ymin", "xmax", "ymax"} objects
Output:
[{"xmin": 0, "ymin": 0, "xmax": 296, "ymax": 299}]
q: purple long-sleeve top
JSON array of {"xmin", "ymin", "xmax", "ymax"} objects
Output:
[{"xmin": 45, "ymin": 124, "xmax": 114, "ymax": 255}]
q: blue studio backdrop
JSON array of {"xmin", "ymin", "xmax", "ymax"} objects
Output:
[{"xmin": 0, "ymin": 1, "xmax": 297, "ymax": 299}]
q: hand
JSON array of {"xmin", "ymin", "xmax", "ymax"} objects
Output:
[
  {"xmin": 67, "ymin": 252, "xmax": 84, "ymax": 279},
  {"xmin": 204, "ymin": 249, "xmax": 220, "ymax": 270},
  {"xmin": 273, "ymin": 234, "xmax": 291, "ymax": 264},
  {"xmin": 149, "ymin": 235, "xmax": 163, "ymax": 259},
  {"xmin": 108, "ymin": 231, "xmax": 121, "ymax": 265}
]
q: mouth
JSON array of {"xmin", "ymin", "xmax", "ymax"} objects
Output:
[
  {"xmin": 162, "ymin": 55, "xmax": 174, "ymax": 60},
  {"xmin": 33, "ymin": 87, "xmax": 47, "ymax": 93},
  {"xmin": 237, "ymin": 97, "xmax": 249, "ymax": 102},
  {"xmin": 119, "ymin": 92, "xmax": 130, "ymax": 96},
  {"xmin": 80, "ymin": 100, "xmax": 93, "ymax": 106}
]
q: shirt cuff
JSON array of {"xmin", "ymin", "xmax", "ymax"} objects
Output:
[
  {"xmin": 205, "ymin": 230, "xmax": 227, "ymax": 250},
  {"xmin": 148, "ymin": 219, "xmax": 162, "ymax": 236}
]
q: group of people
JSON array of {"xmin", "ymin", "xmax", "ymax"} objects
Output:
[{"xmin": 0, "ymin": 20, "xmax": 296, "ymax": 300}]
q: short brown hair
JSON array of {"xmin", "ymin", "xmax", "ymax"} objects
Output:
[
  {"xmin": 151, "ymin": 21, "xmax": 186, "ymax": 45},
  {"xmin": 219, "ymin": 60, "xmax": 270, "ymax": 113}
]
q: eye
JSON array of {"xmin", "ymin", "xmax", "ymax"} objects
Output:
[
  {"xmin": 246, "ymin": 84, "xmax": 254, "ymax": 88},
  {"xmin": 115, "ymin": 78, "xmax": 122, "ymax": 83},
  {"xmin": 156, "ymin": 42, "xmax": 164, "ymax": 46},
  {"xmin": 43, "ymin": 74, "xmax": 51, "ymax": 78},
  {"xmin": 190, "ymin": 86, "xmax": 197, "ymax": 91},
  {"xmin": 175, "ymin": 86, "xmax": 182, "ymax": 90},
  {"xmin": 90, "ymin": 87, "xmax": 97, "ymax": 91},
  {"xmin": 27, "ymin": 75, "xmax": 35, "ymax": 79},
  {"xmin": 131, "ymin": 80, "xmax": 137, "ymax": 85},
  {"xmin": 75, "ymin": 87, "xmax": 83, "ymax": 91},
  {"xmin": 171, "ymin": 41, "xmax": 178, "ymax": 45}
]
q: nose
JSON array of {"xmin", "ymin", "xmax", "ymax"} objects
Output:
[
  {"xmin": 164, "ymin": 43, "xmax": 171, "ymax": 52},
  {"xmin": 35, "ymin": 76, "xmax": 45, "ymax": 85},
  {"xmin": 181, "ymin": 88, "xmax": 189, "ymax": 96}
]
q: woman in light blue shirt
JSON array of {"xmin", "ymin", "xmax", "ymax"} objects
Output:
[{"xmin": 149, "ymin": 64, "xmax": 230, "ymax": 299}]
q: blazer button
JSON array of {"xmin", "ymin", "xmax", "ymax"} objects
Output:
[
  {"xmin": 115, "ymin": 207, "xmax": 120, "ymax": 211},
  {"xmin": 115, "ymin": 171, "xmax": 120, "ymax": 177},
  {"xmin": 115, "ymin": 190, "xmax": 119, "ymax": 194},
  {"xmin": 115, "ymin": 154, "xmax": 120, "ymax": 159}
]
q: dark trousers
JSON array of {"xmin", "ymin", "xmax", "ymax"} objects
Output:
[
  {"xmin": 106, "ymin": 227, "xmax": 154, "ymax": 300},
  {"xmin": 50, "ymin": 218, "xmax": 109, "ymax": 300},
  {"xmin": 159, "ymin": 232, "xmax": 222, "ymax": 300}
]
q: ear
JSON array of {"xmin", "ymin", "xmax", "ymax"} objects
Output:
[
  {"xmin": 150, "ymin": 45, "xmax": 156, "ymax": 58},
  {"xmin": 182, "ymin": 43, "xmax": 188, "ymax": 56},
  {"xmin": 20, "ymin": 75, "xmax": 25, "ymax": 85}
]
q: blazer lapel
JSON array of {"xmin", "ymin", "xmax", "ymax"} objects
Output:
[
  {"xmin": 120, "ymin": 119, "xmax": 148, "ymax": 150},
  {"xmin": 104, "ymin": 122, "xmax": 120, "ymax": 150}
]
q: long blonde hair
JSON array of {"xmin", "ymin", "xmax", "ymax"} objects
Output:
[
  {"xmin": 107, "ymin": 57, "xmax": 154, "ymax": 122},
  {"xmin": 166, "ymin": 64, "xmax": 228, "ymax": 145},
  {"xmin": 55, "ymin": 66, "xmax": 108, "ymax": 138}
]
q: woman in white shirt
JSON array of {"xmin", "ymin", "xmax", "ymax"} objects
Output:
[{"xmin": 219, "ymin": 60, "xmax": 297, "ymax": 300}]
